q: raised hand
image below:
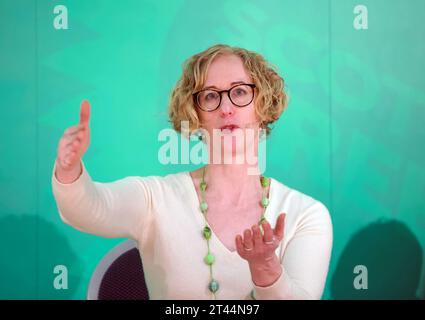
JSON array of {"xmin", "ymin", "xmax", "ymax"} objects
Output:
[
  {"xmin": 55, "ymin": 100, "xmax": 91, "ymax": 182},
  {"xmin": 235, "ymin": 213, "xmax": 285, "ymax": 264},
  {"xmin": 235, "ymin": 213, "xmax": 285, "ymax": 287}
]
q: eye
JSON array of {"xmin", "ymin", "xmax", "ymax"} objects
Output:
[
  {"xmin": 204, "ymin": 92, "xmax": 219, "ymax": 101},
  {"xmin": 233, "ymin": 87, "xmax": 248, "ymax": 96}
]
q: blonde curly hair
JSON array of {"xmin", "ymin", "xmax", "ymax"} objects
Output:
[{"xmin": 168, "ymin": 44, "xmax": 289, "ymax": 138}]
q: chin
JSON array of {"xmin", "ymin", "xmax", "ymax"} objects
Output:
[{"xmin": 221, "ymin": 142, "xmax": 246, "ymax": 161}]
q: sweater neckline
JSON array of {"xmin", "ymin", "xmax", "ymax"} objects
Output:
[{"xmin": 182, "ymin": 170, "xmax": 275, "ymax": 256}]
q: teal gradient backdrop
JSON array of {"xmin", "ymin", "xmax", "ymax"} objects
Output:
[{"xmin": 1, "ymin": 0, "xmax": 424, "ymax": 299}]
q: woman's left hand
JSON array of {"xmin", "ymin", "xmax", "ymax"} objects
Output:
[{"xmin": 235, "ymin": 213, "xmax": 286, "ymax": 265}]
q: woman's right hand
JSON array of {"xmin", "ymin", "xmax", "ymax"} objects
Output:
[{"xmin": 55, "ymin": 100, "xmax": 91, "ymax": 182}]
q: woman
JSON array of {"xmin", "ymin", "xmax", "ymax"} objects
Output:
[{"xmin": 52, "ymin": 44, "xmax": 333, "ymax": 300}]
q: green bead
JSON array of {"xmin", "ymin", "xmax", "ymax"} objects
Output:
[
  {"xmin": 261, "ymin": 197, "xmax": 269, "ymax": 208},
  {"xmin": 204, "ymin": 253, "xmax": 215, "ymax": 265},
  {"xmin": 200, "ymin": 181, "xmax": 207, "ymax": 192},
  {"xmin": 200, "ymin": 201, "xmax": 208, "ymax": 212},
  {"xmin": 203, "ymin": 226, "xmax": 211, "ymax": 240},
  {"xmin": 208, "ymin": 280, "xmax": 219, "ymax": 293},
  {"xmin": 260, "ymin": 176, "xmax": 270, "ymax": 188},
  {"xmin": 250, "ymin": 289, "xmax": 256, "ymax": 300}
]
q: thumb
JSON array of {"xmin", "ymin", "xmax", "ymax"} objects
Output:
[{"xmin": 79, "ymin": 99, "xmax": 90, "ymax": 126}]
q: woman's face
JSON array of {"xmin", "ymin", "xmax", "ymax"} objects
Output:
[{"xmin": 196, "ymin": 54, "xmax": 260, "ymax": 159}]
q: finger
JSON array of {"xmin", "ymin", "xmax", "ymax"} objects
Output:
[
  {"xmin": 63, "ymin": 130, "xmax": 85, "ymax": 147},
  {"xmin": 58, "ymin": 135, "xmax": 70, "ymax": 151},
  {"xmin": 243, "ymin": 228, "xmax": 253, "ymax": 250},
  {"xmin": 273, "ymin": 213, "xmax": 286, "ymax": 241},
  {"xmin": 60, "ymin": 136, "xmax": 81, "ymax": 156},
  {"xmin": 64, "ymin": 124, "xmax": 85, "ymax": 136},
  {"xmin": 63, "ymin": 128, "xmax": 86, "ymax": 144},
  {"xmin": 252, "ymin": 225, "xmax": 263, "ymax": 248},
  {"xmin": 64, "ymin": 146, "xmax": 81, "ymax": 165},
  {"xmin": 262, "ymin": 221, "xmax": 275, "ymax": 244},
  {"xmin": 62, "ymin": 146, "xmax": 77, "ymax": 162},
  {"xmin": 64, "ymin": 130, "xmax": 84, "ymax": 146},
  {"xmin": 63, "ymin": 134, "xmax": 81, "ymax": 146},
  {"xmin": 79, "ymin": 99, "xmax": 90, "ymax": 126},
  {"xmin": 235, "ymin": 235, "xmax": 245, "ymax": 255},
  {"xmin": 64, "ymin": 138, "xmax": 81, "ymax": 151},
  {"xmin": 58, "ymin": 141, "xmax": 74, "ymax": 161}
]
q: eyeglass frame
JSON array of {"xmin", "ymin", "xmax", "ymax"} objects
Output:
[{"xmin": 192, "ymin": 83, "xmax": 256, "ymax": 112}]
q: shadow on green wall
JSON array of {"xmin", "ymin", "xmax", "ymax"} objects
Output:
[
  {"xmin": 331, "ymin": 219, "xmax": 423, "ymax": 300},
  {"xmin": 0, "ymin": 214, "xmax": 82, "ymax": 299}
]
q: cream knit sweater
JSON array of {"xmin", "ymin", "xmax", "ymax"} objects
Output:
[{"xmin": 51, "ymin": 159, "xmax": 333, "ymax": 300}]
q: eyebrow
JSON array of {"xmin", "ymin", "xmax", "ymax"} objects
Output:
[{"xmin": 202, "ymin": 81, "xmax": 248, "ymax": 90}]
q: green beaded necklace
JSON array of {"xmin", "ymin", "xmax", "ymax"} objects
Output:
[{"xmin": 198, "ymin": 165, "xmax": 271, "ymax": 299}]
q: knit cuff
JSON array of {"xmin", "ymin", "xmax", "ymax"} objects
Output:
[
  {"xmin": 52, "ymin": 159, "xmax": 88, "ymax": 187},
  {"xmin": 250, "ymin": 267, "xmax": 293, "ymax": 300}
]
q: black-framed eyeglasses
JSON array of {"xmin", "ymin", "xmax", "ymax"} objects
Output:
[{"xmin": 193, "ymin": 83, "xmax": 256, "ymax": 112}]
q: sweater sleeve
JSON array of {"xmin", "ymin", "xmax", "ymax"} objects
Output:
[
  {"xmin": 250, "ymin": 201, "xmax": 333, "ymax": 300},
  {"xmin": 51, "ymin": 159, "xmax": 153, "ymax": 240}
]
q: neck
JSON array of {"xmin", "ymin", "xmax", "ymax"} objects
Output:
[
  {"xmin": 202, "ymin": 163, "xmax": 263, "ymax": 208},
  {"xmin": 197, "ymin": 131, "xmax": 265, "ymax": 207}
]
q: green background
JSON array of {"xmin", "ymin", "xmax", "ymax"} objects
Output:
[{"xmin": 1, "ymin": 0, "xmax": 424, "ymax": 299}]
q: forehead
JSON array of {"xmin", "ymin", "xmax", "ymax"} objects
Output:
[{"xmin": 204, "ymin": 54, "xmax": 252, "ymax": 88}]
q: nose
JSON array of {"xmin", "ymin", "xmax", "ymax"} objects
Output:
[{"xmin": 219, "ymin": 93, "xmax": 235, "ymax": 117}]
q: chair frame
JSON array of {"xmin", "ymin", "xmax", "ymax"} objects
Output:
[{"xmin": 87, "ymin": 239, "xmax": 138, "ymax": 300}]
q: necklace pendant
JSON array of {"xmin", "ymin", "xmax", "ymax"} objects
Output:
[
  {"xmin": 261, "ymin": 196, "xmax": 269, "ymax": 208},
  {"xmin": 204, "ymin": 253, "xmax": 215, "ymax": 265},
  {"xmin": 203, "ymin": 226, "xmax": 212, "ymax": 240},
  {"xmin": 200, "ymin": 201, "xmax": 208, "ymax": 213},
  {"xmin": 260, "ymin": 176, "xmax": 270, "ymax": 187},
  {"xmin": 208, "ymin": 279, "xmax": 219, "ymax": 293}
]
